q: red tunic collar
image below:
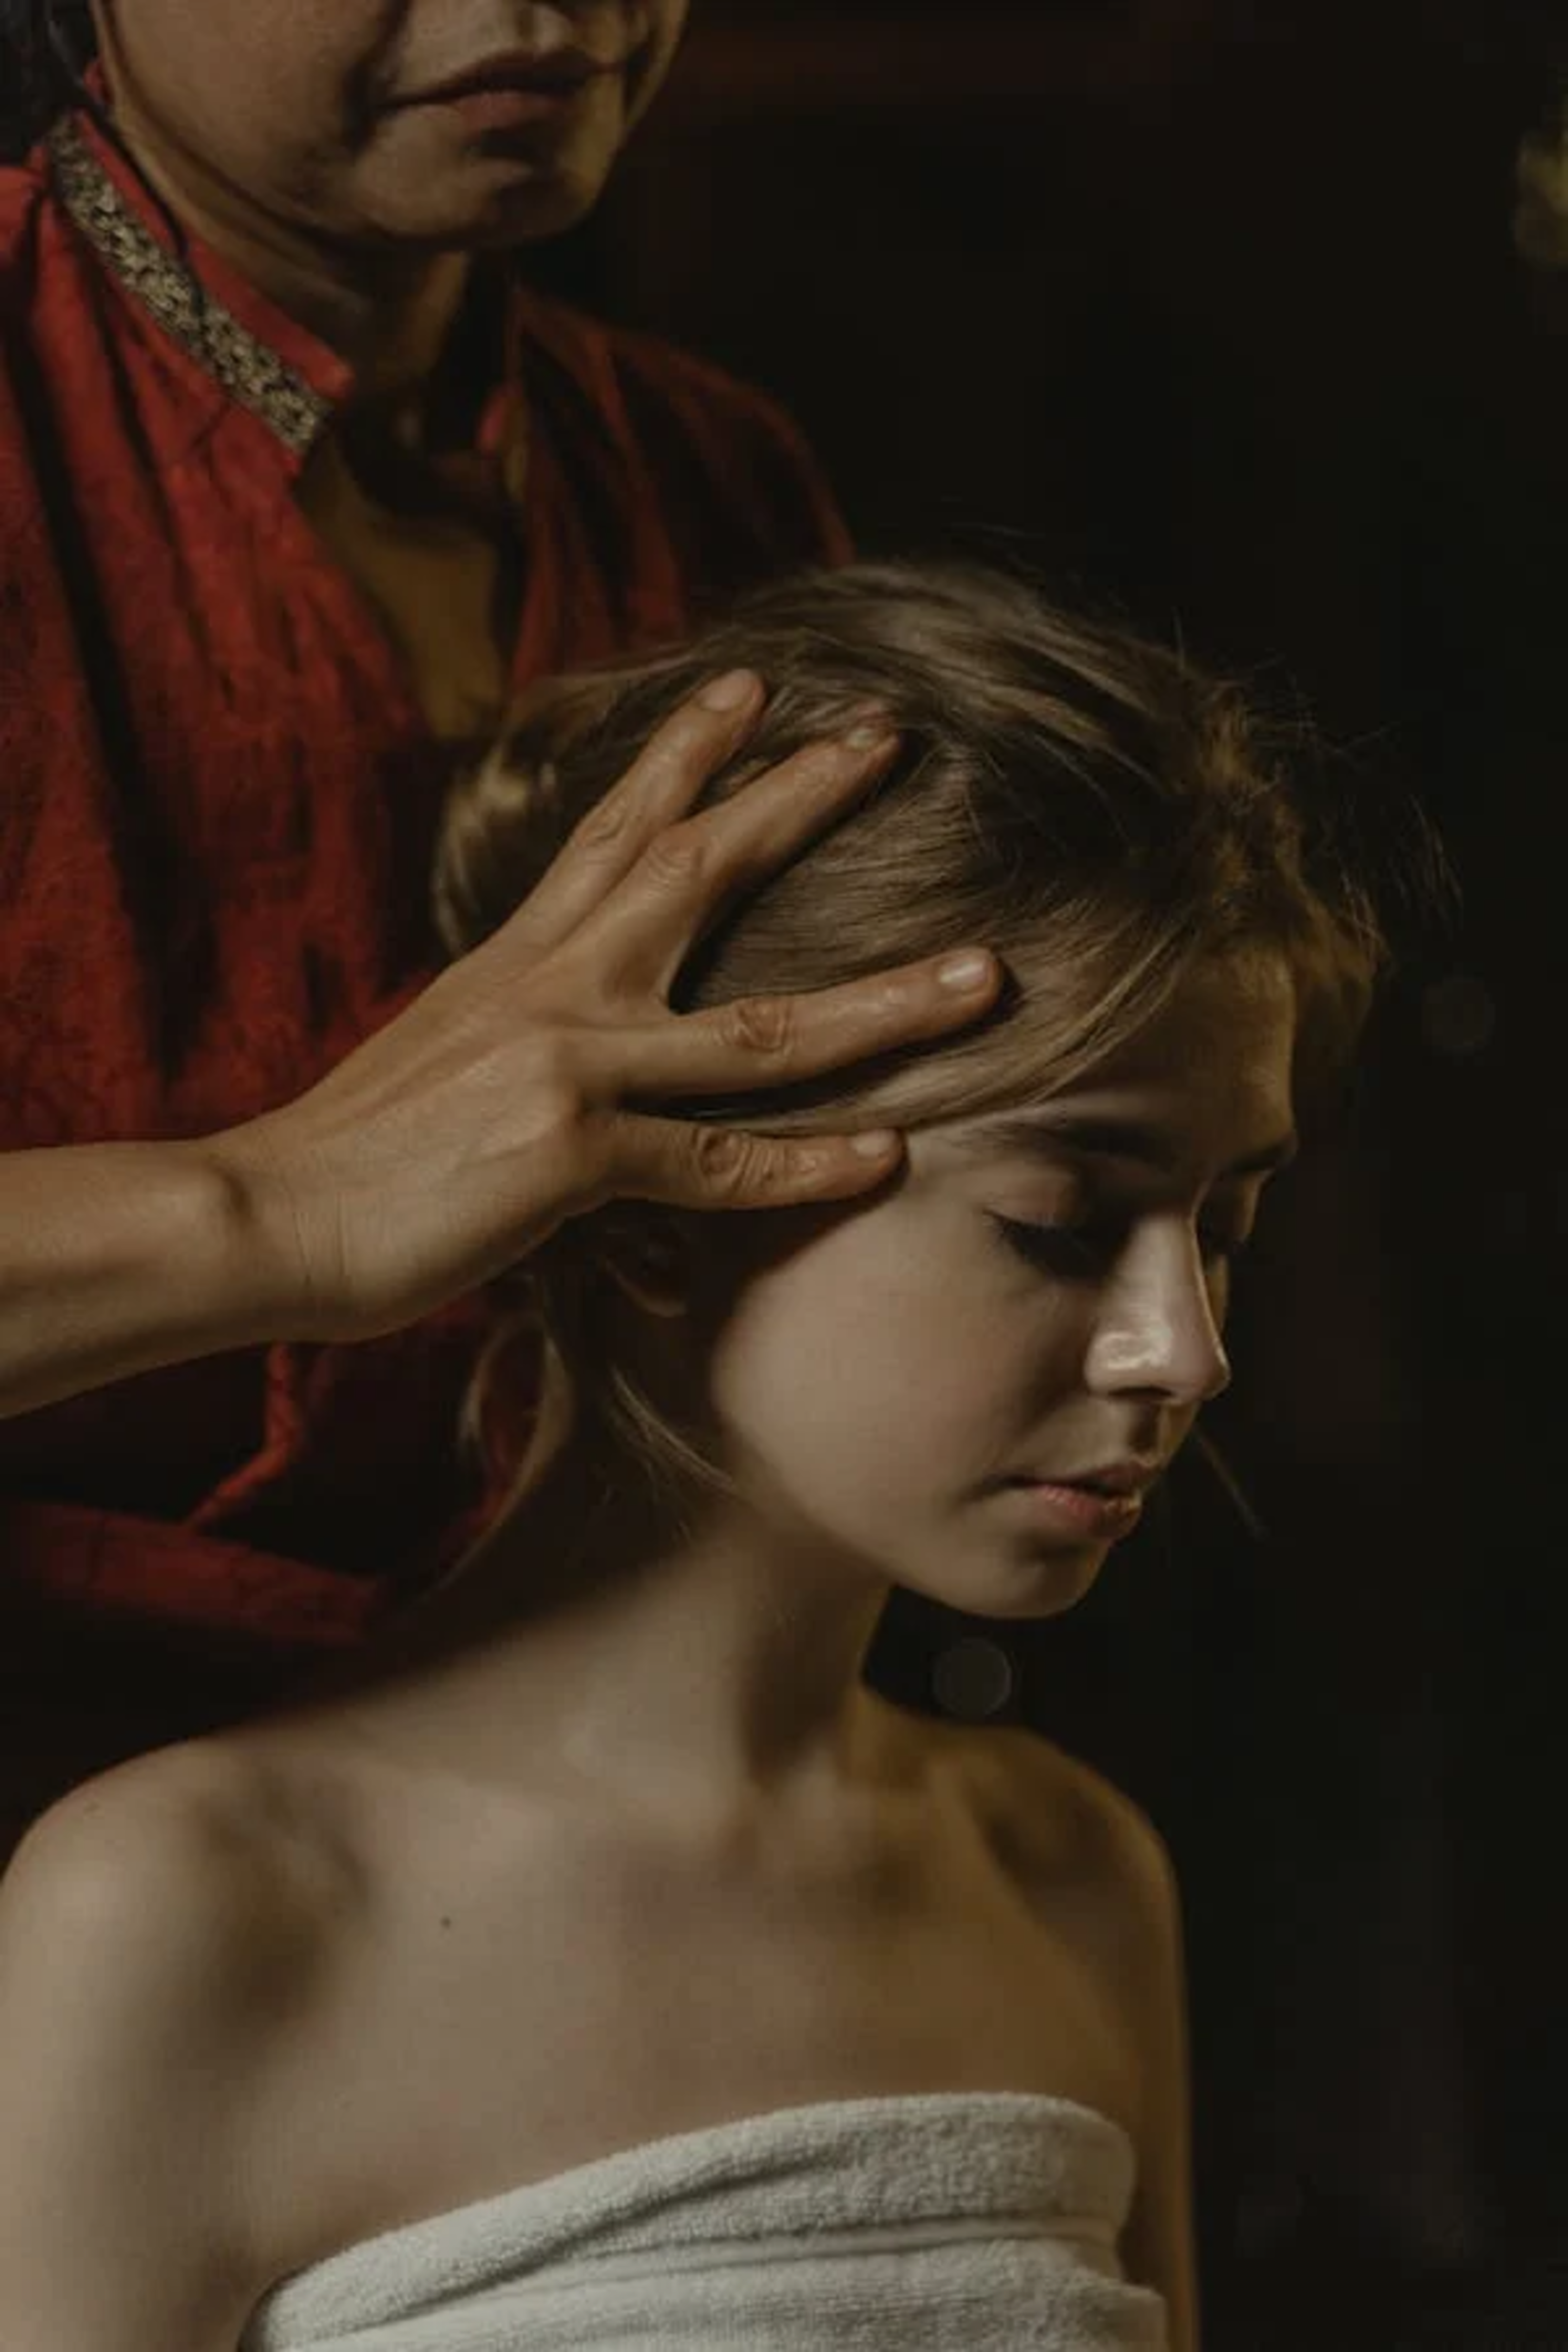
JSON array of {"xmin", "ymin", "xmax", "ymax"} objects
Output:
[{"xmin": 44, "ymin": 86, "xmax": 527, "ymax": 476}]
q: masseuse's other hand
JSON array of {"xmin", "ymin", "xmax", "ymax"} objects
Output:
[{"xmin": 220, "ymin": 675, "xmax": 1002, "ymax": 1343}]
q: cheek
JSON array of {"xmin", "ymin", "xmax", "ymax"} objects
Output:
[
  {"xmin": 125, "ymin": 22, "xmax": 345, "ymax": 156},
  {"xmin": 707, "ymin": 1215, "xmax": 1033, "ymax": 1484},
  {"xmin": 120, "ymin": 4, "xmax": 377, "ymax": 158}
]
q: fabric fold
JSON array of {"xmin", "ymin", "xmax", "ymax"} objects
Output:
[{"xmin": 241, "ymin": 2090, "xmax": 1167, "ymax": 2349}]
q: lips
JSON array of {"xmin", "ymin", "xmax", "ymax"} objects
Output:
[
  {"xmin": 399, "ymin": 51, "xmax": 610, "ymax": 108},
  {"xmin": 1013, "ymin": 1459, "xmax": 1165, "ymax": 1500},
  {"xmin": 1005, "ymin": 1479, "xmax": 1146, "ymax": 1545}
]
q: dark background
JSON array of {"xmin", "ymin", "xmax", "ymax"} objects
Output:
[
  {"xmin": 3, "ymin": 4, "xmax": 1562, "ymax": 2344},
  {"xmin": 541, "ymin": 3, "xmax": 1568, "ymax": 2345}
]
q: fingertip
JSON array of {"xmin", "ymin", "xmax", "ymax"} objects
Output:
[
  {"xmin": 843, "ymin": 721, "xmax": 900, "ymax": 755},
  {"xmin": 696, "ymin": 668, "xmax": 763, "ymax": 716},
  {"xmin": 849, "ymin": 1129, "xmax": 903, "ymax": 1161},
  {"xmin": 936, "ymin": 949, "xmax": 999, "ymax": 993}
]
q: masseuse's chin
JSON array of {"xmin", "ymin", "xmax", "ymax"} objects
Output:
[
  {"xmin": 361, "ymin": 176, "xmax": 605, "ymax": 250},
  {"xmin": 360, "ymin": 123, "xmax": 620, "ymax": 246},
  {"xmin": 455, "ymin": 183, "xmax": 602, "ymax": 247}
]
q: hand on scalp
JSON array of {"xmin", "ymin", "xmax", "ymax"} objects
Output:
[{"xmin": 217, "ymin": 677, "xmax": 1003, "ymax": 1343}]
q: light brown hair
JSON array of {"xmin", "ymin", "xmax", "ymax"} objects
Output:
[{"xmin": 435, "ymin": 559, "xmax": 1406, "ymax": 1508}]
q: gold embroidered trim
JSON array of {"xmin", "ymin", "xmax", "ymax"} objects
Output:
[{"xmin": 47, "ymin": 118, "xmax": 332, "ymax": 456}]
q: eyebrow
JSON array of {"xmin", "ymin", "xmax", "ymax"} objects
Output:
[{"xmin": 951, "ymin": 1112, "xmax": 1300, "ymax": 1181}]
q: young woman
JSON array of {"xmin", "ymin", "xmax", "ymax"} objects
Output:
[{"xmin": 0, "ymin": 562, "xmax": 1390, "ymax": 2350}]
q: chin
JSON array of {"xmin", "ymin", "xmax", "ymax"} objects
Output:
[
  {"xmin": 906, "ymin": 1543, "xmax": 1107, "ymax": 1625},
  {"xmin": 449, "ymin": 160, "xmax": 618, "ymax": 250},
  {"xmin": 362, "ymin": 117, "xmax": 619, "ymax": 249},
  {"xmin": 491, "ymin": 168, "xmax": 607, "ymax": 239},
  {"xmin": 989, "ymin": 1569, "xmax": 1104, "ymax": 1622}
]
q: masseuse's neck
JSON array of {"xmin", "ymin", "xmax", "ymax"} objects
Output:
[
  {"xmin": 100, "ymin": 93, "xmax": 469, "ymax": 405},
  {"xmin": 314, "ymin": 1443, "xmax": 896, "ymax": 1836}
]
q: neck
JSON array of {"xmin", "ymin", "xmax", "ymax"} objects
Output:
[
  {"xmin": 306, "ymin": 1442, "xmax": 897, "ymax": 1834},
  {"xmin": 92, "ymin": 65, "xmax": 471, "ymax": 405}
]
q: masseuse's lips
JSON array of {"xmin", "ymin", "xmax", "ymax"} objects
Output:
[{"xmin": 396, "ymin": 50, "xmax": 615, "ymax": 109}]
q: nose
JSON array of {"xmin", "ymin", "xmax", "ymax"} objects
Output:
[{"xmin": 1081, "ymin": 1221, "xmax": 1233, "ymax": 1407}]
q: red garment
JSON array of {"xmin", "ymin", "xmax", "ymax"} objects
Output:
[{"xmin": 0, "ymin": 105, "xmax": 849, "ymax": 1654}]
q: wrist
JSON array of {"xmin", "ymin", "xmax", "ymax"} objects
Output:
[{"xmin": 174, "ymin": 1126, "xmax": 319, "ymax": 1349}]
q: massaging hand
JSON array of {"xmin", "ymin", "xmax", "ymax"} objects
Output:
[{"xmin": 221, "ymin": 675, "xmax": 1002, "ymax": 1343}]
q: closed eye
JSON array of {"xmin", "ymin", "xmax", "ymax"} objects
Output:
[
  {"xmin": 987, "ymin": 1213, "xmax": 1114, "ymax": 1281},
  {"xmin": 987, "ymin": 1212, "xmax": 1252, "ymax": 1281}
]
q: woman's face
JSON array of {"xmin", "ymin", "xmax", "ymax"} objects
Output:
[
  {"xmin": 700, "ymin": 952, "xmax": 1300, "ymax": 1621},
  {"xmin": 93, "ymin": 1, "xmax": 687, "ymax": 248}
]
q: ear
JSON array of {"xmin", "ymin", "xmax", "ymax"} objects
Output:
[{"xmin": 592, "ymin": 1211, "xmax": 693, "ymax": 1320}]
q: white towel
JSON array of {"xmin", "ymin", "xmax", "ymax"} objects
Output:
[{"xmin": 240, "ymin": 2091, "xmax": 1167, "ymax": 2350}]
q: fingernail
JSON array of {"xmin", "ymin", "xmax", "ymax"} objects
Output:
[
  {"xmin": 843, "ymin": 722, "xmax": 899, "ymax": 754},
  {"xmin": 851, "ymin": 1130, "xmax": 900, "ymax": 1158},
  {"xmin": 698, "ymin": 669, "xmax": 760, "ymax": 713},
  {"xmin": 937, "ymin": 950, "xmax": 994, "ymax": 990}
]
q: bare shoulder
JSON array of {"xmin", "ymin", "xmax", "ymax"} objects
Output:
[
  {"xmin": 975, "ymin": 1728, "xmax": 1196, "ymax": 2351},
  {"xmin": 1030, "ymin": 1736, "xmax": 1180, "ymax": 1939},
  {"xmin": 2, "ymin": 1733, "xmax": 356, "ymax": 1979},
  {"xmin": 891, "ymin": 1712, "xmax": 1197, "ymax": 2344},
  {"xmin": 0, "ymin": 1739, "xmax": 354, "ymax": 2351},
  {"xmin": 943, "ymin": 1715, "xmax": 1176, "ymax": 1913}
]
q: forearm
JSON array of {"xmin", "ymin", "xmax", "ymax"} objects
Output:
[
  {"xmin": 0, "ymin": 1138, "xmax": 293, "ymax": 1419},
  {"xmin": 0, "ymin": 690, "xmax": 1003, "ymax": 1428}
]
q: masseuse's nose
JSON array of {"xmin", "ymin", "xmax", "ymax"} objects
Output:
[{"xmin": 1081, "ymin": 1218, "xmax": 1233, "ymax": 1406}]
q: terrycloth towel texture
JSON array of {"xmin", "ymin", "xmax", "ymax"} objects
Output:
[{"xmin": 240, "ymin": 2090, "xmax": 1168, "ymax": 2350}]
